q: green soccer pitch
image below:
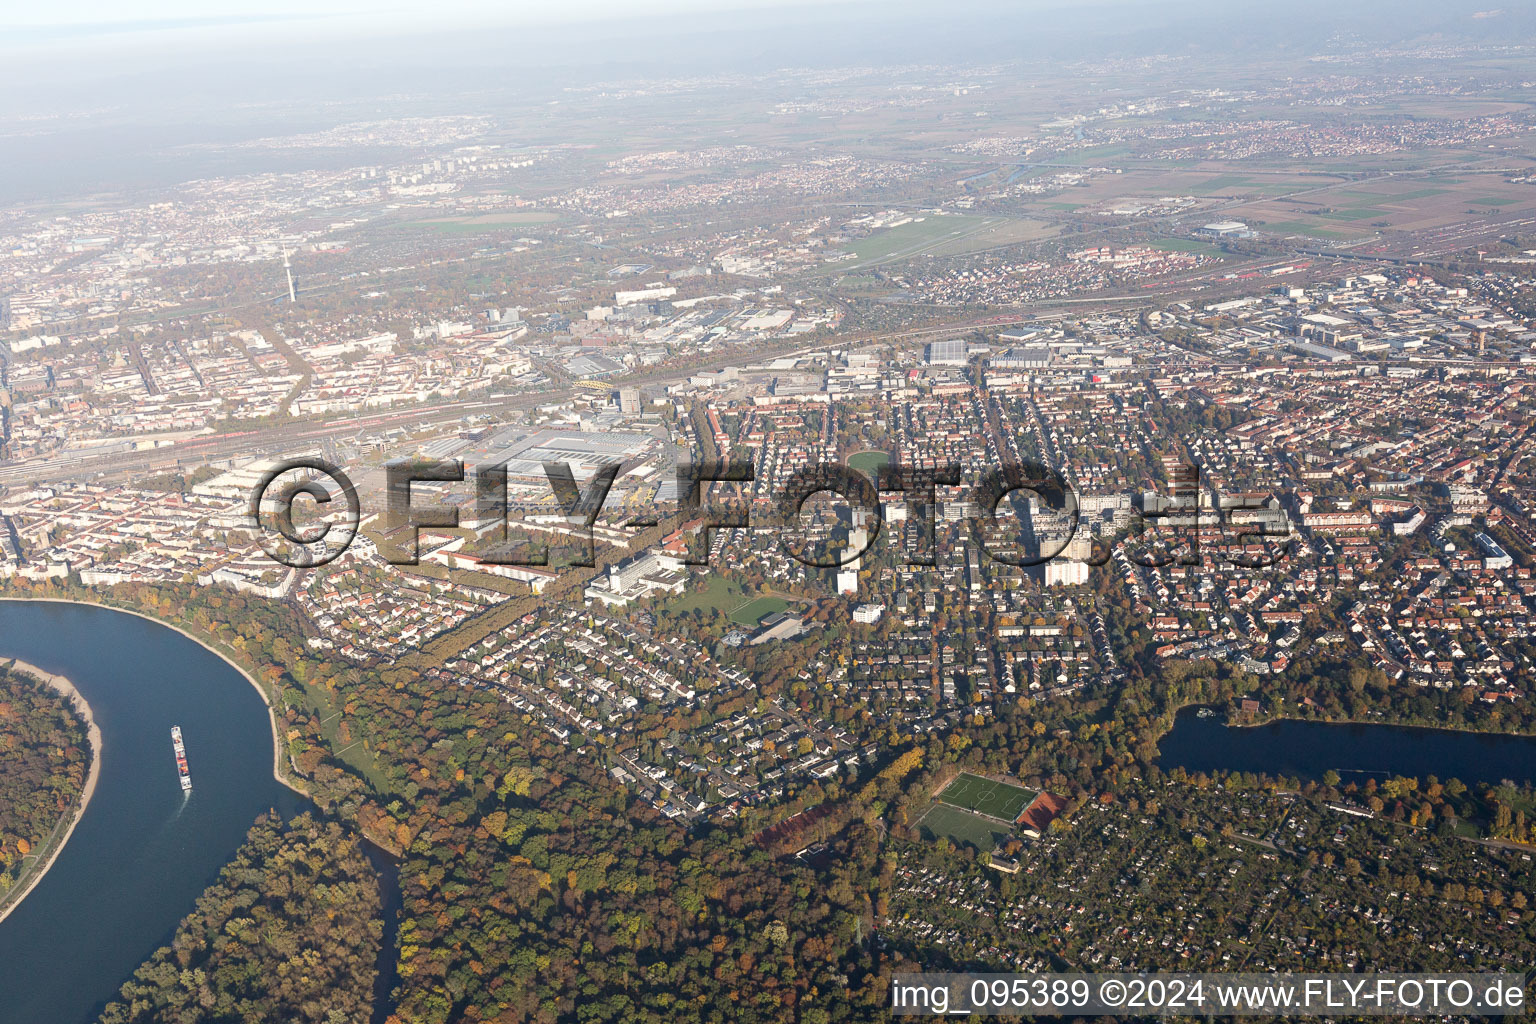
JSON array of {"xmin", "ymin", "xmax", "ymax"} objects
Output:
[{"xmin": 936, "ymin": 773, "xmax": 1035, "ymax": 822}]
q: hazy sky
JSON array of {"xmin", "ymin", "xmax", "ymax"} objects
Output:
[{"xmin": 2, "ymin": 0, "xmax": 842, "ymax": 28}]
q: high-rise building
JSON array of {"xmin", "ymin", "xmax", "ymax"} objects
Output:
[{"xmin": 619, "ymin": 387, "xmax": 643, "ymax": 415}]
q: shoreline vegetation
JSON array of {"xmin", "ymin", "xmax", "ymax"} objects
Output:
[
  {"xmin": 1185, "ymin": 700, "xmax": 1536, "ymax": 741},
  {"xmin": 0, "ymin": 596, "xmax": 402, "ymax": 1022},
  {"xmin": 1185, "ymin": 700, "xmax": 1536, "ymax": 739},
  {"xmin": 0, "ymin": 657, "xmax": 101, "ymax": 927},
  {"xmin": 97, "ymin": 814, "xmax": 383, "ymax": 1024},
  {"xmin": 1232, "ymin": 712, "xmax": 1536, "ymax": 739},
  {"xmin": 0, "ymin": 596, "xmax": 309, "ymax": 802}
]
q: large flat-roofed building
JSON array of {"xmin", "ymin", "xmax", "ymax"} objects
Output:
[
  {"xmin": 750, "ymin": 611, "xmax": 806, "ymax": 645},
  {"xmin": 924, "ymin": 338, "xmax": 968, "ymax": 365},
  {"xmin": 1288, "ymin": 339, "xmax": 1354, "ymax": 363},
  {"xmin": 191, "ymin": 455, "xmax": 325, "ymax": 501},
  {"xmin": 992, "ymin": 347, "xmax": 1051, "ymax": 369},
  {"xmin": 459, "ymin": 427, "xmax": 660, "ymax": 485},
  {"xmin": 583, "ymin": 549, "xmax": 685, "ymax": 607},
  {"xmin": 1199, "ymin": 220, "xmax": 1252, "ymax": 238},
  {"xmin": 1475, "ymin": 531, "xmax": 1513, "ymax": 570},
  {"xmin": 615, "ymin": 286, "xmax": 676, "ymax": 305}
]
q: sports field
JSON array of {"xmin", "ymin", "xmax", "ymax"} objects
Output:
[
  {"xmin": 917, "ymin": 803, "xmax": 1014, "ymax": 850},
  {"xmin": 665, "ymin": 574, "xmax": 745, "ymax": 616},
  {"xmin": 729, "ymin": 596, "xmax": 789, "ymax": 626},
  {"xmin": 936, "ymin": 772, "xmax": 1035, "ymax": 821},
  {"xmin": 664, "ymin": 575, "xmax": 794, "ymax": 628},
  {"xmin": 847, "ymin": 450, "xmax": 891, "ymax": 475}
]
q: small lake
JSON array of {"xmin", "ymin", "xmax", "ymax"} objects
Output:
[
  {"xmin": 1159, "ymin": 706, "xmax": 1536, "ymax": 788},
  {"xmin": 0, "ymin": 601, "xmax": 311, "ymax": 1024}
]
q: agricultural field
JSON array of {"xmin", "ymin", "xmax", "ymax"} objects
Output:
[
  {"xmin": 1024, "ymin": 160, "xmax": 1536, "ymax": 253},
  {"xmin": 1223, "ymin": 174, "xmax": 1536, "ymax": 242}
]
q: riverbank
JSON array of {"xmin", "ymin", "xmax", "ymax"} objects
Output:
[
  {"xmin": 0, "ymin": 599, "xmax": 321, "ymax": 1024},
  {"xmin": 0, "ymin": 596, "xmax": 308, "ymax": 800},
  {"xmin": 1225, "ymin": 708, "xmax": 1536, "ymax": 741},
  {"xmin": 0, "ymin": 658, "xmax": 101, "ymax": 927}
]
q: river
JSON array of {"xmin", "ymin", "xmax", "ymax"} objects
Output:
[
  {"xmin": 1159, "ymin": 706, "xmax": 1536, "ymax": 788},
  {"xmin": 0, "ymin": 600, "xmax": 317, "ymax": 1024}
]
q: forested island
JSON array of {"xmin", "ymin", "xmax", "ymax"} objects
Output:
[
  {"xmin": 98, "ymin": 813, "xmax": 382, "ymax": 1024},
  {"xmin": 0, "ymin": 661, "xmax": 92, "ymax": 912}
]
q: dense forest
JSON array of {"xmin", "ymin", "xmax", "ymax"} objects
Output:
[
  {"xmin": 0, "ymin": 663, "xmax": 90, "ymax": 902},
  {"xmin": 98, "ymin": 813, "xmax": 382, "ymax": 1024},
  {"xmin": 383, "ymin": 720, "xmax": 903, "ymax": 1023}
]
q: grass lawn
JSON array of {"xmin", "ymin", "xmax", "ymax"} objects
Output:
[
  {"xmin": 1077, "ymin": 143, "xmax": 1132, "ymax": 160},
  {"xmin": 729, "ymin": 595, "xmax": 790, "ymax": 627},
  {"xmin": 1470, "ymin": 196, "xmax": 1522, "ymax": 206},
  {"xmin": 665, "ymin": 574, "xmax": 748, "ymax": 616},
  {"xmin": 842, "ymin": 216, "xmax": 1052, "ymax": 265},
  {"xmin": 1262, "ymin": 221, "xmax": 1353, "ymax": 240},
  {"xmin": 925, "ymin": 218, "xmax": 1055, "ymax": 255},
  {"xmin": 1153, "ymin": 238, "xmax": 1221, "ymax": 254},
  {"xmin": 937, "ymin": 772, "xmax": 1036, "ymax": 821},
  {"xmin": 665, "ymin": 575, "xmax": 790, "ymax": 628},
  {"xmin": 918, "ymin": 803, "xmax": 1014, "ymax": 850},
  {"xmin": 847, "ymin": 450, "xmax": 891, "ymax": 475},
  {"xmin": 846, "ymin": 215, "xmax": 986, "ymax": 262}
]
